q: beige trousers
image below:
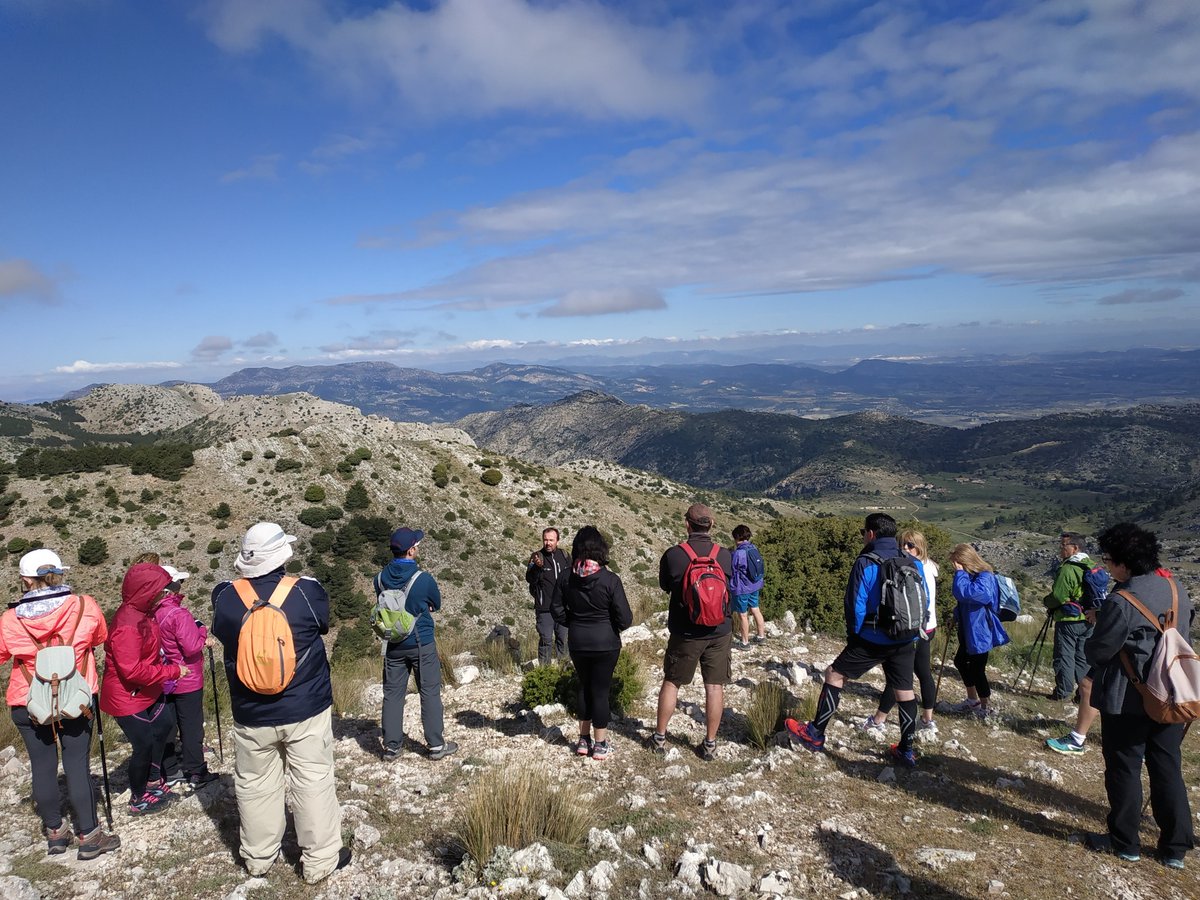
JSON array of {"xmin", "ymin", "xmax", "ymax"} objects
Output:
[{"xmin": 233, "ymin": 706, "xmax": 343, "ymax": 882}]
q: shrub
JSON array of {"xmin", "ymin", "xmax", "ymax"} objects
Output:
[
  {"xmin": 241, "ymin": 450, "xmax": 254, "ymax": 461},
  {"xmin": 520, "ymin": 664, "xmax": 566, "ymax": 708},
  {"xmin": 344, "ymin": 481, "xmax": 370, "ymax": 510},
  {"xmin": 304, "ymin": 484, "xmax": 327, "ymax": 503},
  {"xmin": 274, "ymin": 457, "xmax": 302, "ymax": 473},
  {"xmin": 455, "ymin": 769, "xmax": 590, "ymax": 876},
  {"xmin": 480, "ymin": 469, "xmax": 503, "ymax": 486},
  {"xmin": 298, "ymin": 506, "xmax": 330, "ymax": 529},
  {"xmin": 432, "ymin": 462, "xmax": 450, "ymax": 489},
  {"xmin": 262, "ymin": 449, "xmax": 277, "ymax": 459},
  {"xmin": 206, "ymin": 539, "xmax": 224, "ymax": 554},
  {"xmin": 331, "ymin": 614, "xmax": 376, "ymax": 665},
  {"xmin": 746, "ymin": 681, "xmax": 786, "ymax": 750},
  {"xmin": 78, "ymin": 536, "xmax": 109, "ymax": 566},
  {"xmin": 177, "ymin": 540, "xmax": 195, "ymax": 551},
  {"xmin": 209, "ymin": 501, "xmax": 231, "ymax": 520},
  {"xmin": 477, "ymin": 638, "xmax": 518, "ymax": 675},
  {"xmin": 557, "ymin": 649, "xmax": 644, "ymax": 718}
]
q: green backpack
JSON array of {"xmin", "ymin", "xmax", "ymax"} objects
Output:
[{"xmin": 371, "ymin": 570, "xmax": 424, "ymax": 642}]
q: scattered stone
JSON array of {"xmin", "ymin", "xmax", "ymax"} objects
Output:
[
  {"xmin": 663, "ymin": 764, "xmax": 691, "ymax": 779},
  {"xmin": 915, "ymin": 848, "xmax": 977, "ymax": 870},
  {"xmin": 621, "ymin": 793, "xmax": 647, "ymax": 811},
  {"xmin": 675, "ymin": 848, "xmax": 706, "ymax": 888},
  {"xmin": 565, "ymin": 870, "xmax": 587, "ymax": 897},
  {"xmin": 643, "ymin": 843, "xmax": 662, "ymax": 867},
  {"xmin": 589, "ymin": 860, "xmax": 618, "ymax": 892},
  {"xmin": 995, "ymin": 777, "xmax": 1025, "ymax": 790},
  {"xmin": 988, "ymin": 880, "xmax": 1006, "ymax": 894},
  {"xmin": 759, "ymin": 870, "xmax": 792, "ymax": 895},
  {"xmin": 702, "ymin": 859, "xmax": 753, "ymax": 897},
  {"xmin": 0, "ymin": 877, "xmax": 40, "ymax": 900},
  {"xmin": 222, "ymin": 879, "xmax": 269, "ymax": 900},
  {"xmin": 353, "ymin": 822, "xmax": 381, "ymax": 850},
  {"xmin": 1026, "ymin": 759, "xmax": 1064, "ymax": 785},
  {"xmin": 533, "ymin": 703, "xmax": 565, "ymax": 718},
  {"xmin": 588, "ymin": 828, "xmax": 621, "ymax": 854},
  {"xmin": 622, "ymin": 624, "xmax": 655, "ymax": 643},
  {"xmin": 757, "ymin": 824, "xmax": 772, "ymax": 851},
  {"xmin": 456, "ymin": 665, "xmax": 480, "ymax": 685},
  {"xmin": 781, "ymin": 611, "xmax": 797, "ymax": 632},
  {"xmin": 878, "ymin": 766, "xmax": 897, "ymax": 784},
  {"xmin": 350, "ymin": 781, "xmax": 369, "ymax": 794}
]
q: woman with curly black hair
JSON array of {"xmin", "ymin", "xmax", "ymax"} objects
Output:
[
  {"xmin": 550, "ymin": 526, "xmax": 633, "ymax": 761},
  {"xmin": 1085, "ymin": 522, "xmax": 1195, "ymax": 869}
]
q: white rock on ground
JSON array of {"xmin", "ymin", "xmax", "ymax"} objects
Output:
[{"xmin": 915, "ymin": 848, "xmax": 978, "ymax": 870}]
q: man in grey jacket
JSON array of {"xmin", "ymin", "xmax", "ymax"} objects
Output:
[{"xmin": 1083, "ymin": 522, "xmax": 1194, "ymax": 868}]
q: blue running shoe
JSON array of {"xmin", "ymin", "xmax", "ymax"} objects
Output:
[
  {"xmin": 785, "ymin": 718, "xmax": 825, "ymax": 752},
  {"xmin": 889, "ymin": 744, "xmax": 918, "ymax": 768}
]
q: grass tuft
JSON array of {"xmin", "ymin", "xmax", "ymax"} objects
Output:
[{"xmin": 746, "ymin": 680, "xmax": 786, "ymax": 749}]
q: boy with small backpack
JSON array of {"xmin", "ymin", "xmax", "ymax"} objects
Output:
[
  {"xmin": 374, "ymin": 526, "xmax": 457, "ymax": 761},
  {"xmin": 1, "ymin": 549, "xmax": 120, "ymax": 859},
  {"xmin": 211, "ymin": 522, "xmax": 350, "ymax": 884},
  {"xmin": 730, "ymin": 525, "xmax": 766, "ymax": 649},
  {"xmin": 1083, "ymin": 522, "xmax": 1195, "ymax": 868},
  {"xmin": 649, "ymin": 503, "xmax": 733, "ymax": 761}
]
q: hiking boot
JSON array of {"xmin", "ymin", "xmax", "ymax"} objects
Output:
[
  {"xmin": 188, "ymin": 768, "xmax": 220, "ymax": 787},
  {"xmin": 648, "ymin": 732, "xmax": 667, "ymax": 756},
  {"xmin": 129, "ymin": 791, "xmax": 171, "ymax": 816},
  {"xmin": 1084, "ymin": 832, "xmax": 1139, "ymax": 861},
  {"xmin": 428, "ymin": 741, "xmax": 459, "ymax": 761},
  {"xmin": 950, "ymin": 699, "xmax": 980, "ymax": 714},
  {"xmin": 574, "ymin": 736, "xmax": 594, "ymax": 757},
  {"xmin": 752, "ymin": 635, "xmax": 766, "ymax": 645},
  {"xmin": 1046, "ymin": 734, "xmax": 1086, "ymax": 755},
  {"xmin": 44, "ymin": 821, "xmax": 72, "ymax": 855},
  {"xmin": 889, "ymin": 744, "xmax": 918, "ymax": 769},
  {"xmin": 382, "ymin": 743, "xmax": 402, "ymax": 760},
  {"xmin": 76, "ymin": 826, "xmax": 121, "ymax": 861},
  {"xmin": 734, "ymin": 640, "xmax": 750, "ymax": 651},
  {"xmin": 860, "ymin": 716, "xmax": 886, "ymax": 736},
  {"xmin": 785, "ymin": 718, "xmax": 825, "ymax": 752},
  {"xmin": 591, "ymin": 740, "xmax": 612, "ymax": 761},
  {"xmin": 973, "ymin": 706, "xmax": 997, "ymax": 721},
  {"xmin": 917, "ymin": 719, "xmax": 938, "ymax": 734},
  {"xmin": 1163, "ymin": 856, "xmax": 1186, "ymax": 870},
  {"xmin": 700, "ymin": 739, "xmax": 717, "ymax": 761},
  {"xmin": 163, "ymin": 770, "xmax": 188, "ymax": 788}
]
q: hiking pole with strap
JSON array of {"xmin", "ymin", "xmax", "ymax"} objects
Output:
[
  {"xmin": 207, "ymin": 645, "xmax": 225, "ymax": 763},
  {"xmin": 91, "ymin": 693, "xmax": 113, "ymax": 828},
  {"xmin": 1024, "ymin": 616, "xmax": 1053, "ymax": 691},
  {"xmin": 1014, "ymin": 614, "xmax": 1052, "ymax": 688},
  {"xmin": 934, "ymin": 624, "xmax": 956, "ymax": 705}
]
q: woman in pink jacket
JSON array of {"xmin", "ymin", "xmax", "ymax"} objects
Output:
[
  {"xmin": 0, "ymin": 549, "xmax": 120, "ymax": 859},
  {"xmin": 154, "ymin": 566, "xmax": 217, "ymax": 787},
  {"xmin": 99, "ymin": 563, "xmax": 188, "ymax": 815}
]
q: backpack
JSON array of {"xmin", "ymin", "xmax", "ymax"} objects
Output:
[
  {"xmin": 742, "ymin": 544, "xmax": 765, "ymax": 587},
  {"xmin": 18, "ymin": 596, "xmax": 95, "ymax": 732},
  {"xmin": 1070, "ymin": 560, "xmax": 1110, "ymax": 610},
  {"xmin": 372, "ymin": 570, "xmax": 424, "ymax": 642},
  {"xmin": 863, "ymin": 552, "xmax": 928, "ymax": 640},
  {"xmin": 1117, "ymin": 580, "xmax": 1200, "ymax": 724},
  {"xmin": 996, "ymin": 574, "xmax": 1021, "ymax": 623},
  {"xmin": 231, "ymin": 577, "xmax": 306, "ymax": 695},
  {"xmin": 679, "ymin": 541, "xmax": 730, "ymax": 627}
]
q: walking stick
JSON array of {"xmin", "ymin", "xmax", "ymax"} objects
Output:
[
  {"xmin": 1025, "ymin": 621, "xmax": 1051, "ymax": 691},
  {"xmin": 91, "ymin": 694, "xmax": 113, "ymax": 828},
  {"xmin": 1014, "ymin": 614, "xmax": 1051, "ymax": 687},
  {"xmin": 934, "ymin": 625, "xmax": 955, "ymax": 706},
  {"xmin": 207, "ymin": 646, "xmax": 225, "ymax": 763}
]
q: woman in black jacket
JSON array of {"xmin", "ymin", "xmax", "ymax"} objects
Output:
[{"xmin": 550, "ymin": 526, "xmax": 633, "ymax": 761}]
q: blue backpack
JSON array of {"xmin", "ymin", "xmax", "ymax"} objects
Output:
[
  {"xmin": 996, "ymin": 574, "xmax": 1021, "ymax": 623},
  {"xmin": 1071, "ymin": 560, "xmax": 1110, "ymax": 610}
]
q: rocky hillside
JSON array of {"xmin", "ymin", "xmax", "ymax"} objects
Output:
[{"xmin": 1, "ymin": 618, "xmax": 1196, "ymax": 900}]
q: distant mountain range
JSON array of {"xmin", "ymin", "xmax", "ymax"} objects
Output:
[{"xmin": 187, "ymin": 350, "xmax": 1200, "ymax": 425}]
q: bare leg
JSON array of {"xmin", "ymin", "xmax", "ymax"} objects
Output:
[
  {"xmin": 703, "ymin": 683, "xmax": 724, "ymax": 742},
  {"xmin": 1073, "ymin": 677, "xmax": 1098, "ymax": 736},
  {"xmin": 752, "ymin": 608, "xmax": 766, "ymax": 639},
  {"xmin": 655, "ymin": 681, "xmax": 679, "ymax": 736}
]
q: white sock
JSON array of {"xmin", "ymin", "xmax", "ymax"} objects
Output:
[{"xmin": 1069, "ymin": 731, "xmax": 1086, "ymax": 745}]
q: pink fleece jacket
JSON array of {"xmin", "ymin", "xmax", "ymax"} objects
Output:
[{"xmin": 153, "ymin": 593, "xmax": 207, "ymax": 694}]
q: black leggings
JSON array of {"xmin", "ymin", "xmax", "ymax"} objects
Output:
[
  {"xmin": 954, "ymin": 645, "xmax": 992, "ymax": 699},
  {"xmin": 571, "ymin": 649, "xmax": 620, "ymax": 730},
  {"xmin": 879, "ymin": 631, "xmax": 937, "ymax": 713},
  {"xmin": 13, "ymin": 704, "xmax": 98, "ymax": 834},
  {"xmin": 161, "ymin": 689, "xmax": 207, "ymax": 777},
  {"xmin": 115, "ymin": 697, "xmax": 177, "ymax": 798}
]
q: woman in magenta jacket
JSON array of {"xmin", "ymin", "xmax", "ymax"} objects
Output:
[
  {"xmin": 154, "ymin": 566, "xmax": 218, "ymax": 788},
  {"xmin": 100, "ymin": 563, "xmax": 188, "ymax": 815}
]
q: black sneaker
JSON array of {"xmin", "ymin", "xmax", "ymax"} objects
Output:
[
  {"xmin": 188, "ymin": 769, "xmax": 220, "ymax": 788},
  {"xmin": 700, "ymin": 739, "xmax": 718, "ymax": 761},
  {"xmin": 648, "ymin": 732, "xmax": 667, "ymax": 756},
  {"xmin": 129, "ymin": 791, "xmax": 171, "ymax": 816},
  {"xmin": 382, "ymin": 743, "xmax": 402, "ymax": 760},
  {"xmin": 163, "ymin": 770, "xmax": 188, "ymax": 788},
  {"xmin": 428, "ymin": 741, "xmax": 459, "ymax": 761}
]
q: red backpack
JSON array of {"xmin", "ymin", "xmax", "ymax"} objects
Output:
[{"xmin": 679, "ymin": 542, "xmax": 730, "ymax": 626}]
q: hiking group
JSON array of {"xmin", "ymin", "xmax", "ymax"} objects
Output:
[{"xmin": 0, "ymin": 507, "xmax": 1194, "ymax": 877}]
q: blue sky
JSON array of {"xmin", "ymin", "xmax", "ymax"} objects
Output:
[{"xmin": 2, "ymin": 0, "xmax": 1199, "ymax": 400}]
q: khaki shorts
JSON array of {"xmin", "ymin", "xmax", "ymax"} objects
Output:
[{"xmin": 663, "ymin": 632, "xmax": 732, "ymax": 686}]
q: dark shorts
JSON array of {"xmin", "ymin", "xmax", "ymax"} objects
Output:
[
  {"xmin": 663, "ymin": 632, "xmax": 732, "ymax": 686},
  {"xmin": 831, "ymin": 635, "xmax": 917, "ymax": 692}
]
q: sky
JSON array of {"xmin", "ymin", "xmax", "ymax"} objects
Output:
[{"xmin": 2, "ymin": 0, "xmax": 1199, "ymax": 401}]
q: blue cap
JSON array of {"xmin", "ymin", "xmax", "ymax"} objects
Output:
[{"xmin": 390, "ymin": 527, "xmax": 424, "ymax": 555}]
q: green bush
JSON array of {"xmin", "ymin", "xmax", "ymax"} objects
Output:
[
  {"xmin": 78, "ymin": 536, "xmax": 109, "ymax": 566},
  {"xmin": 263, "ymin": 449, "xmax": 277, "ymax": 459},
  {"xmin": 177, "ymin": 540, "xmax": 195, "ymax": 551},
  {"xmin": 274, "ymin": 457, "xmax": 302, "ymax": 473},
  {"xmin": 299, "ymin": 506, "xmax": 331, "ymax": 528},
  {"xmin": 241, "ymin": 450, "xmax": 254, "ymax": 461},
  {"xmin": 480, "ymin": 469, "xmax": 503, "ymax": 486},
  {"xmin": 520, "ymin": 664, "xmax": 566, "ymax": 708},
  {"xmin": 432, "ymin": 462, "xmax": 450, "ymax": 489},
  {"xmin": 344, "ymin": 481, "xmax": 370, "ymax": 510},
  {"xmin": 206, "ymin": 539, "xmax": 224, "ymax": 555},
  {"xmin": 746, "ymin": 681, "xmax": 786, "ymax": 749},
  {"xmin": 553, "ymin": 650, "xmax": 644, "ymax": 719},
  {"xmin": 331, "ymin": 613, "xmax": 376, "ymax": 664},
  {"xmin": 304, "ymin": 484, "xmax": 327, "ymax": 503},
  {"xmin": 209, "ymin": 501, "xmax": 231, "ymax": 520}
]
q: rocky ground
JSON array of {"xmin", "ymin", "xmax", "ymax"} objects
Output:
[{"xmin": 1, "ymin": 614, "xmax": 1198, "ymax": 900}]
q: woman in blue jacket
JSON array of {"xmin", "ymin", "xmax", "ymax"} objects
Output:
[
  {"xmin": 550, "ymin": 525, "xmax": 633, "ymax": 761},
  {"xmin": 949, "ymin": 544, "xmax": 1010, "ymax": 719}
]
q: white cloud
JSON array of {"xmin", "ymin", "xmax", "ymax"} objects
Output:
[
  {"xmin": 0, "ymin": 258, "xmax": 59, "ymax": 303},
  {"xmin": 541, "ymin": 288, "xmax": 666, "ymax": 317},
  {"xmin": 54, "ymin": 359, "xmax": 182, "ymax": 374},
  {"xmin": 219, "ymin": 153, "xmax": 282, "ymax": 184},
  {"xmin": 200, "ymin": 0, "xmax": 708, "ymax": 121}
]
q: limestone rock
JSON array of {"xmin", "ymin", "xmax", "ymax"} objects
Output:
[
  {"xmin": 353, "ymin": 823, "xmax": 381, "ymax": 850},
  {"xmin": 915, "ymin": 848, "xmax": 977, "ymax": 870},
  {"xmin": 702, "ymin": 859, "xmax": 753, "ymax": 897}
]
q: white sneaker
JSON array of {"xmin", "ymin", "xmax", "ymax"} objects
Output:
[
  {"xmin": 917, "ymin": 719, "xmax": 938, "ymax": 734},
  {"xmin": 950, "ymin": 699, "xmax": 981, "ymax": 714},
  {"xmin": 860, "ymin": 716, "xmax": 886, "ymax": 735}
]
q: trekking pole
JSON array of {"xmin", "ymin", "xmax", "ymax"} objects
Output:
[
  {"xmin": 91, "ymin": 694, "xmax": 113, "ymax": 828},
  {"xmin": 207, "ymin": 646, "xmax": 225, "ymax": 763},
  {"xmin": 1014, "ymin": 614, "xmax": 1051, "ymax": 687},
  {"xmin": 934, "ymin": 625, "xmax": 955, "ymax": 706},
  {"xmin": 1025, "ymin": 619, "xmax": 1052, "ymax": 691}
]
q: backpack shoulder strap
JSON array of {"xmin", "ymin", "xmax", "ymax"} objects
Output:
[
  {"xmin": 63, "ymin": 594, "xmax": 87, "ymax": 646},
  {"xmin": 678, "ymin": 541, "xmax": 698, "ymax": 562},
  {"xmin": 231, "ymin": 579, "xmax": 260, "ymax": 610},
  {"xmin": 861, "ymin": 551, "xmax": 883, "ymax": 566},
  {"xmin": 1115, "ymin": 589, "xmax": 1165, "ymax": 635},
  {"xmin": 266, "ymin": 576, "xmax": 300, "ymax": 609}
]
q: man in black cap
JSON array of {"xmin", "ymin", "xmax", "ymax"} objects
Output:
[{"xmin": 374, "ymin": 527, "xmax": 457, "ymax": 760}]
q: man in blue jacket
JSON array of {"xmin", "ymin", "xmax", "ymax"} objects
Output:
[
  {"xmin": 212, "ymin": 522, "xmax": 350, "ymax": 883},
  {"xmin": 376, "ymin": 527, "xmax": 458, "ymax": 761},
  {"xmin": 786, "ymin": 513, "xmax": 923, "ymax": 767}
]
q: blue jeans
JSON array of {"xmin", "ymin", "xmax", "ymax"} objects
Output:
[
  {"xmin": 1052, "ymin": 619, "xmax": 1093, "ymax": 699},
  {"xmin": 382, "ymin": 640, "xmax": 444, "ymax": 750}
]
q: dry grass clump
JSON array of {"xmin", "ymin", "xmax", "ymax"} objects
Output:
[
  {"xmin": 457, "ymin": 769, "xmax": 591, "ymax": 871},
  {"xmin": 746, "ymin": 680, "xmax": 786, "ymax": 749},
  {"xmin": 476, "ymin": 636, "xmax": 519, "ymax": 675},
  {"xmin": 330, "ymin": 655, "xmax": 378, "ymax": 717}
]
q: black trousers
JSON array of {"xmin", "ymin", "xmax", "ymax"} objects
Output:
[
  {"xmin": 953, "ymin": 645, "xmax": 992, "ymax": 699},
  {"xmin": 115, "ymin": 698, "xmax": 177, "ymax": 799},
  {"xmin": 571, "ymin": 649, "xmax": 620, "ymax": 730},
  {"xmin": 12, "ymin": 704, "xmax": 98, "ymax": 834},
  {"xmin": 161, "ymin": 689, "xmax": 207, "ymax": 777},
  {"xmin": 1100, "ymin": 711, "xmax": 1195, "ymax": 859},
  {"xmin": 879, "ymin": 631, "xmax": 937, "ymax": 713}
]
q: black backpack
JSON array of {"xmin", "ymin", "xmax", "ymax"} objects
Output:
[{"xmin": 863, "ymin": 552, "xmax": 928, "ymax": 640}]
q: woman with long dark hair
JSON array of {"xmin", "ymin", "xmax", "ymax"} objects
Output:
[{"xmin": 550, "ymin": 526, "xmax": 633, "ymax": 761}]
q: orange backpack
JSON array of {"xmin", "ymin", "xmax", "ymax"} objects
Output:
[{"xmin": 231, "ymin": 577, "xmax": 303, "ymax": 694}]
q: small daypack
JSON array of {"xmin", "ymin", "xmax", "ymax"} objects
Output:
[
  {"xmin": 742, "ymin": 544, "xmax": 765, "ymax": 586},
  {"xmin": 996, "ymin": 574, "xmax": 1022, "ymax": 623},
  {"xmin": 18, "ymin": 596, "xmax": 95, "ymax": 731},
  {"xmin": 1070, "ymin": 560, "xmax": 1110, "ymax": 610},
  {"xmin": 232, "ymin": 576, "xmax": 306, "ymax": 695},
  {"xmin": 372, "ymin": 570, "xmax": 424, "ymax": 642},
  {"xmin": 679, "ymin": 542, "xmax": 730, "ymax": 627},
  {"xmin": 1118, "ymin": 580, "xmax": 1200, "ymax": 724},
  {"xmin": 863, "ymin": 553, "xmax": 928, "ymax": 640}
]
